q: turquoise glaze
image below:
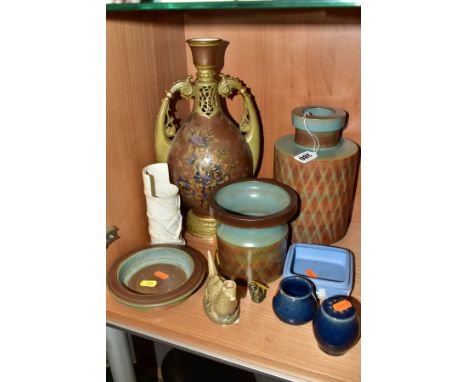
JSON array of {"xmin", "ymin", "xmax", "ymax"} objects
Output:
[
  {"xmin": 214, "ymin": 180, "xmax": 290, "ymax": 217},
  {"xmin": 217, "ymin": 223, "xmax": 288, "ymax": 248},
  {"xmin": 118, "ymin": 247, "xmax": 194, "ymax": 287},
  {"xmin": 291, "ymin": 106, "xmax": 347, "ymax": 133},
  {"xmin": 276, "ymin": 134, "xmax": 358, "ymax": 158},
  {"xmin": 209, "ymin": 179, "xmax": 298, "ymax": 284}
]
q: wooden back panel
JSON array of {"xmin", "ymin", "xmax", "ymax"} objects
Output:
[{"xmin": 106, "ymin": 11, "xmax": 188, "ymax": 265}]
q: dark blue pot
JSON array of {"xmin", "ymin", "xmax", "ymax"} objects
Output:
[
  {"xmin": 313, "ymin": 296, "xmax": 360, "ymax": 356},
  {"xmin": 272, "ymin": 276, "xmax": 317, "ymax": 325}
]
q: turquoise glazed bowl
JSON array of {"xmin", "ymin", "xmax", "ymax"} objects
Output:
[
  {"xmin": 209, "ymin": 178, "xmax": 298, "ymax": 284},
  {"xmin": 313, "ymin": 295, "xmax": 360, "ymax": 356},
  {"xmin": 272, "ymin": 276, "xmax": 318, "ymax": 325}
]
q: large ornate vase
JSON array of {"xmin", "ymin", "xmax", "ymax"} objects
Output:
[
  {"xmin": 155, "ymin": 38, "xmax": 260, "ymax": 239},
  {"xmin": 274, "ymin": 106, "xmax": 359, "ymax": 244}
]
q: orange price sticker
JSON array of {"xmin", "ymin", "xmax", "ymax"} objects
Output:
[
  {"xmin": 333, "ymin": 300, "xmax": 352, "ymax": 312},
  {"xmin": 154, "ymin": 271, "xmax": 169, "ymax": 280},
  {"xmin": 305, "ymin": 269, "xmax": 318, "ymax": 278}
]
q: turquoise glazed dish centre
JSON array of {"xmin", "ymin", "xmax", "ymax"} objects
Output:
[
  {"xmin": 117, "ymin": 247, "xmax": 194, "ymax": 288},
  {"xmin": 107, "ymin": 245, "xmax": 207, "ymax": 310}
]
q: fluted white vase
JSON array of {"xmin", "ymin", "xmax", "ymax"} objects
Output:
[{"xmin": 142, "ymin": 163, "xmax": 185, "ymax": 245}]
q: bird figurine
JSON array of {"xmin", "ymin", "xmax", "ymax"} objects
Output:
[{"xmin": 203, "ymin": 250, "xmax": 240, "ymax": 325}]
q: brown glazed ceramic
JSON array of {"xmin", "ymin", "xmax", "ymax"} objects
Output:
[
  {"xmin": 216, "ymin": 238, "xmax": 288, "ymax": 283},
  {"xmin": 274, "ymin": 106, "xmax": 359, "ymax": 244},
  {"xmin": 168, "ymin": 112, "xmax": 252, "ymax": 216},
  {"xmin": 209, "ymin": 178, "xmax": 298, "ymax": 284},
  {"xmin": 155, "ymin": 38, "xmax": 261, "ymax": 239},
  {"xmin": 107, "ymin": 244, "xmax": 206, "ymax": 309}
]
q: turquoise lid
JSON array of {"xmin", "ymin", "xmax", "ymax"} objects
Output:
[{"xmin": 292, "ymin": 106, "xmax": 347, "ymax": 133}]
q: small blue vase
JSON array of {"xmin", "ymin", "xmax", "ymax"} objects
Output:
[
  {"xmin": 272, "ymin": 276, "xmax": 317, "ymax": 325},
  {"xmin": 313, "ymin": 296, "xmax": 360, "ymax": 356}
]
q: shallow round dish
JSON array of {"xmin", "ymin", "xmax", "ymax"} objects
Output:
[{"xmin": 107, "ymin": 245, "xmax": 206, "ymax": 309}]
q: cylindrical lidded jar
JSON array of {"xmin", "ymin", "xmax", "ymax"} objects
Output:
[
  {"xmin": 209, "ymin": 179, "xmax": 298, "ymax": 284},
  {"xmin": 274, "ymin": 106, "xmax": 359, "ymax": 244}
]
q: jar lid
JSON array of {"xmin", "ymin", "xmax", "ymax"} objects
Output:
[
  {"xmin": 208, "ymin": 178, "xmax": 298, "ymax": 228},
  {"xmin": 292, "ymin": 106, "xmax": 347, "ymax": 134}
]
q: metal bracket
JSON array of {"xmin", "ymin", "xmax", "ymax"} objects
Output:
[{"xmin": 106, "ymin": 225, "xmax": 119, "ymax": 249}]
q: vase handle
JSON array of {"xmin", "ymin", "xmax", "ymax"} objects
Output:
[
  {"xmin": 218, "ymin": 74, "xmax": 261, "ymax": 174},
  {"xmin": 154, "ymin": 76, "xmax": 194, "ymax": 163}
]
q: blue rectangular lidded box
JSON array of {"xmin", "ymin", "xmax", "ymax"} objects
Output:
[{"xmin": 282, "ymin": 243, "xmax": 354, "ymax": 300}]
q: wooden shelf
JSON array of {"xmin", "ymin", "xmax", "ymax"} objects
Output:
[{"xmin": 107, "ymin": 222, "xmax": 360, "ymax": 382}]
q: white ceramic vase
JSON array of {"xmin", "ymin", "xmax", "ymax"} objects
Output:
[{"xmin": 142, "ymin": 163, "xmax": 185, "ymax": 245}]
